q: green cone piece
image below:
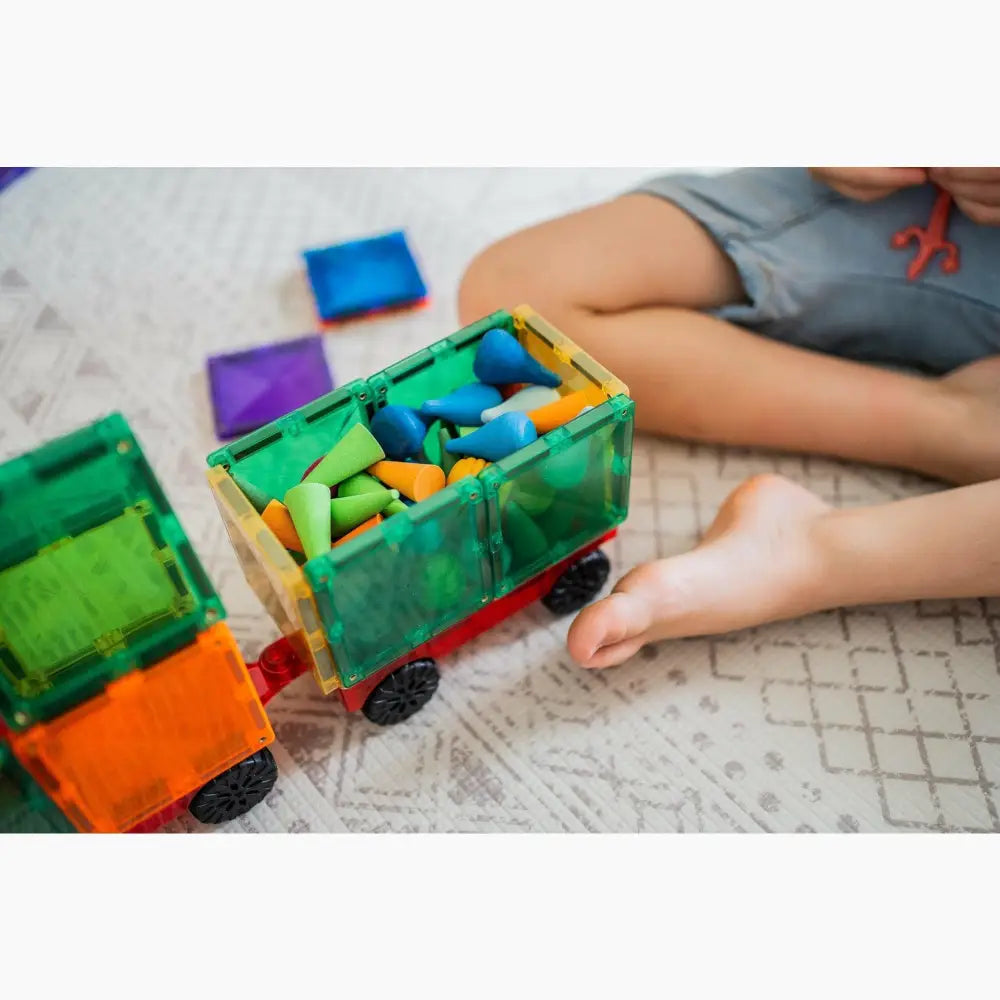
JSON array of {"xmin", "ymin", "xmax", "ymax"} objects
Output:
[
  {"xmin": 539, "ymin": 445, "xmax": 589, "ymax": 490},
  {"xmin": 437, "ymin": 427, "xmax": 457, "ymax": 475},
  {"xmin": 330, "ymin": 489, "xmax": 400, "ymax": 537},
  {"xmin": 230, "ymin": 471, "xmax": 273, "ymax": 514},
  {"xmin": 510, "ymin": 470, "xmax": 556, "ymax": 516},
  {"xmin": 283, "ymin": 482, "xmax": 333, "ymax": 561},
  {"xmin": 504, "ymin": 500, "xmax": 549, "ymax": 566},
  {"xmin": 302, "ymin": 424, "xmax": 385, "ymax": 488},
  {"xmin": 421, "ymin": 421, "xmax": 442, "ymax": 466},
  {"xmin": 338, "ymin": 472, "xmax": 407, "ymax": 517},
  {"xmin": 422, "ymin": 553, "xmax": 465, "ymax": 612}
]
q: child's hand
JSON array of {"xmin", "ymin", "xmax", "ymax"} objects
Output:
[
  {"xmin": 809, "ymin": 167, "xmax": 928, "ymax": 201},
  {"xmin": 928, "ymin": 168, "xmax": 1000, "ymax": 225}
]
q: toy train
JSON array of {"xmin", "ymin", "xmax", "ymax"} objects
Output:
[{"xmin": 0, "ymin": 306, "xmax": 634, "ymax": 833}]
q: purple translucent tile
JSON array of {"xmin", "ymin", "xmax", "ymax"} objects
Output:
[
  {"xmin": 0, "ymin": 168, "xmax": 32, "ymax": 195},
  {"xmin": 207, "ymin": 334, "xmax": 334, "ymax": 439}
]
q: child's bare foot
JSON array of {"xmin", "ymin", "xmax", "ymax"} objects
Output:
[{"xmin": 568, "ymin": 474, "xmax": 833, "ymax": 668}]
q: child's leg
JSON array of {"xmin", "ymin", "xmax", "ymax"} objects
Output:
[
  {"xmin": 567, "ymin": 474, "xmax": 1000, "ymax": 668},
  {"xmin": 459, "ymin": 190, "xmax": 1000, "ymax": 485}
]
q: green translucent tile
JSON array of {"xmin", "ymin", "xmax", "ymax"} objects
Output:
[
  {"xmin": 0, "ymin": 506, "xmax": 191, "ymax": 681},
  {"xmin": 0, "ymin": 413, "xmax": 224, "ymax": 729},
  {"xmin": 480, "ymin": 396, "xmax": 634, "ymax": 596},
  {"xmin": 305, "ymin": 478, "xmax": 491, "ymax": 685},
  {"xmin": 208, "ymin": 381, "xmax": 373, "ymax": 504}
]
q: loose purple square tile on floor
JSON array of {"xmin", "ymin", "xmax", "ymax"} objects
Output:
[{"xmin": 207, "ymin": 334, "xmax": 334, "ymax": 439}]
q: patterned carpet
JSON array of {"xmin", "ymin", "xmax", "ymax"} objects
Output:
[{"xmin": 2, "ymin": 167, "xmax": 998, "ymax": 832}]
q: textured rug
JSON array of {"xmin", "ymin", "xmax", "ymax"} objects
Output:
[{"xmin": 1, "ymin": 167, "xmax": 997, "ymax": 832}]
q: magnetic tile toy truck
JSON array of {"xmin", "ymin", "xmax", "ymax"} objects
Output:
[{"xmin": 0, "ymin": 306, "xmax": 634, "ymax": 833}]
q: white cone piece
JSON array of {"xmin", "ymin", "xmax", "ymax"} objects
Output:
[{"xmin": 482, "ymin": 386, "xmax": 561, "ymax": 422}]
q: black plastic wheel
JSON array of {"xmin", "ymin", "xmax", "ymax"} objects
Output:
[
  {"xmin": 188, "ymin": 747, "xmax": 278, "ymax": 825},
  {"xmin": 542, "ymin": 549, "xmax": 611, "ymax": 615},
  {"xmin": 362, "ymin": 658, "xmax": 440, "ymax": 726}
]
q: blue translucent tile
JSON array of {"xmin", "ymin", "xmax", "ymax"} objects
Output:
[{"xmin": 303, "ymin": 230, "xmax": 428, "ymax": 323}]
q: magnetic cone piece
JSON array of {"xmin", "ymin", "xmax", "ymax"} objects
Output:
[
  {"xmin": 332, "ymin": 514, "xmax": 383, "ymax": 548},
  {"xmin": 504, "ymin": 500, "xmax": 549, "ymax": 565},
  {"xmin": 230, "ymin": 471, "xmax": 273, "ymax": 513},
  {"xmin": 473, "ymin": 328, "xmax": 561, "ymax": 388},
  {"xmin": 527, "ymin": 390, "xmax": 593, "ymax": 434},
  {"xmin": 540, "ymin": 444, "xmax": 590, "ymax": 490},
  {"xmin": 420, "ymin": 420, "xmax": 444, "ymax": 466},
  {"xmin": 330, "ymin": 489, "xmax": 399, "ymax": 537},
  {"xmin": 446, "ymin": 457, "xmax": 488, "ymax": 485},
  {"xmin": 501, "ymin": 544, "xmax": 513, "ymax": 575},
  {"xmin": 370, "ymin": 405, "xmax": 429, "ymax": 460},
  {"xmin": 261, "ymin": 500, "xmax": 303, "ymax": 552},
  {"xmin": 338, "ymin": 472, "xmax": 408, "ymax": 516},
  {"xmin": 444, "ymin": 412, "xmax": 537, "ymax": 462},
  {"xmin": 301, "ymin": 424, "xmax": 385, "ymax": 488},
  {"xmin": 509, "ymin": 471, "xmax": 557, "ymax": 516},
  {"xmin": 419, "ymin": 382, "xmax": 502, "ymax": 427},
  {"xmin": 422, "ymin": 553, "xmax": 465, "ymax": 612},
  {"xmin": 369, "ymin": 460, "xmax": 445, "ymax": 502},
  {"xmin": 437, "ymin": 426, "xmax": 457, "ymax": 475},
  {"xmin": 409, "ymin": 518, "xmax": 444, "ymax": 555},
  {"xmin": 283, "ymin": 482, "xmax": 333, "ymax": 560},
  {"xmin": 301, "ymin": 454, "xmax": 324, "ymax": 482},
  {"xmin": 482, "ymin": 386, "xmax": 560, "ymax": 422}
]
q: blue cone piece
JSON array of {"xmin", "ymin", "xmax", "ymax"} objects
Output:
[
  {"xmin": 473, "ymin": 328, "xmax": 561, "ymax": 389},
  {"xmin": 445, "ymin": 411, "xmax": 537, "ymax": 462},
  {"xmin": 420, "ymin": 382, "xmax": 502, "ymax": 426},
  {"xmin": 370, "ymin": 405, "xmax": 429, "ymax": 460}
]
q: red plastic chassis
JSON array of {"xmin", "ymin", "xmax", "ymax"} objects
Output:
[{"xmin": 128, "ymin": 529, "xmax": 616, "ymax": 832}]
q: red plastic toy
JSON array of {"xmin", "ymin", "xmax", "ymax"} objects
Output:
[{"xmin": 891, "ymin": 185, "xmax": 960, "ymax": 281}]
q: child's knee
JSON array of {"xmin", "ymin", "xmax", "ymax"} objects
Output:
[
  {"xmin": 457, "ymin": 242, "xmax": 507, "ymax": 325},
  {"xmin": 459, "ymin": 217, "xmax": 593, "ymax": 328},
  {"xmin": 459, "ymin": 232, "xmax": 542, "ymax": 326}
]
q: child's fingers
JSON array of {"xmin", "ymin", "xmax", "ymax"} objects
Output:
[
  {"xmin": 929, "ymin": 166, "xmax": 1000, "ymax": 187},
  {"xmin": 810, "ymin": 167, "xmax": 927, "ymax": 201},
  {"xmin": 952, "ymin": 197, "xmax": 1000, "ymax": 226},
  {"xmin": 927, "ymin": 167, "xmax": 1000, "ymax": 223},
  {"xmin": 931, "ymin": 180, "xmax": 1000, "ymax": 206},
  {"xmin": 833, "ymin": 167, "xmax": 928, "ymax": 189}
]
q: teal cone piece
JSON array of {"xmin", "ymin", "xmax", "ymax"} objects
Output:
[
  {"xmin": 420, "ymin": 382, "xmax": 502, "ymax": 426},
  {"xmin": 370, "ymin": 405, "xmax": 429, "ymax": 460},
  {"xmin": 473, "ymin": 328, "xmax": 561, "ymax": 388},
  {"xmin": 230, "ymin": 471, "xmax": 273, "ymax": 513},
  {"xmin": 444, "ymin": 412, "xmax": 537, "ymax": 462}
]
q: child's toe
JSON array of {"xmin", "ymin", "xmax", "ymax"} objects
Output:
[{"xmin": 567, "ymin": 591, "xmax": 652, "ymax": 668}]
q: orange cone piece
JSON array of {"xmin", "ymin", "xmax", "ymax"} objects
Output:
[
  {"xmin": 368, "ymin": 460, "xmax": 446, "ymax": 502},
  {"xmin": 261, "ymin": 499, "xmax": 303, "ymax": 552},
  {"xmin": 527, "ymin": 390, "xmax": 591, "ymax": 434},
  {"xmin": 332, "ymin": 514, "xmax": 383, "ymax": 548},
  {"xmin": 446, "ymin": 457, "xmax": 489, "ymax": 485}
]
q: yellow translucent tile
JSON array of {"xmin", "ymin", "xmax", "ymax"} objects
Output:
[
  {"xmin": 205, "ymin": 466, "xmax": 340, "ymax": 692},
  {"xmin": 513, "ymin": 304, "xmax": 630, "ymax": 404}
]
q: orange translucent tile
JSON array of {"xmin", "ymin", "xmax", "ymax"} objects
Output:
[{"xmin": 9, "ymin": 623, "xmax": 273, "ymax": 832}]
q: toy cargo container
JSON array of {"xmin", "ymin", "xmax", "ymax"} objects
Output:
[
  {"xmin": 0, "ymin": 414, "xmax": 275, "ymax": 832},
  {"xmin": 0, "ymin": 306, "xmax": 634, "ymax": 833}
]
